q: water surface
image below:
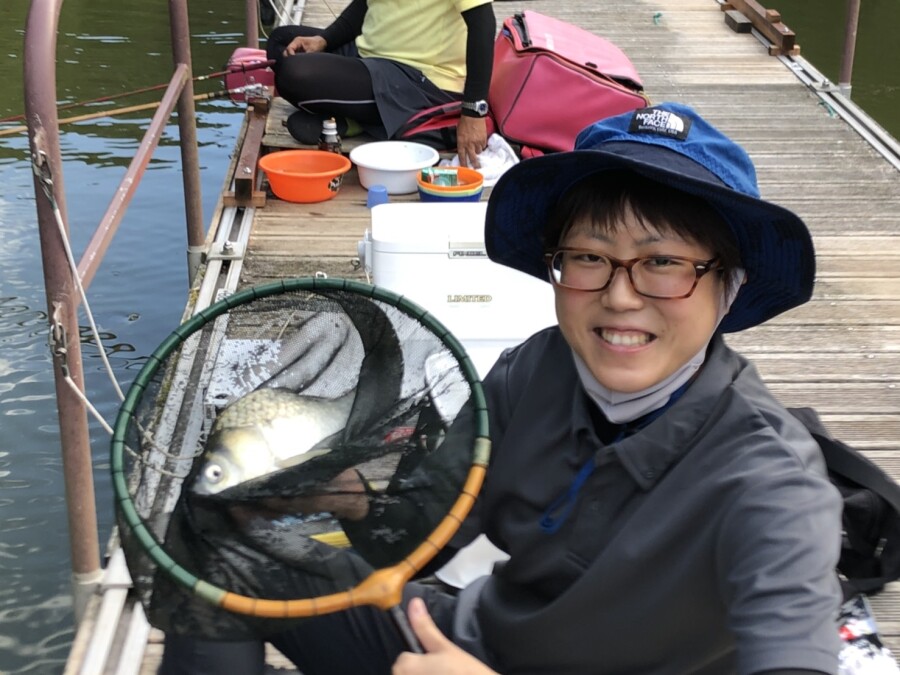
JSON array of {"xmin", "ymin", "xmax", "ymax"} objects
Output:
[{"xmin": 1, "ymin": 0, "xmax": 250, "ymax": 671}]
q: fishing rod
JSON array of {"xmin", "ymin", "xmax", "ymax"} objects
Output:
[
  {"xmin": 0, "ymin": 85, "xmax": 265, "ymax": 138},
  {"xmin": 0, "ymin": 59, "xmax": 275, "ymax": 125}
]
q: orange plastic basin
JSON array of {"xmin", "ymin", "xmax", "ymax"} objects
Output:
[{"xmin": 258, "ymin": 150, "xmax": 352, "ymax": 203}]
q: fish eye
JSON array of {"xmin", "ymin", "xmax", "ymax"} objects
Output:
[{"xmin": 203, "ymin": 463, "xmax": 225, "ymax": 484}]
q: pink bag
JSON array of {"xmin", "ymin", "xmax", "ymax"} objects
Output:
[{"xmin": 489, "ymin": 11, "xmax": 649, "ymax": 153}]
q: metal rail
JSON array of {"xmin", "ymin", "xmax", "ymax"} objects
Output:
[
  {"xmin": 24, "ymin": 0, "xmax": 101, "ymax": 623},
  {"xmin": 76, "ymin": 64, "xmax": 190, "ymax": 289},
  {"xmin": 22, "ymin": 0, "xmax": 259, "ymax": 625},
  {"xmin": 838, "ymin": 0, "xmax": 862, "ymax": 97},
  {"xmin": 781, "ymin": 52, "xmax": 900, "ymax": 172}
]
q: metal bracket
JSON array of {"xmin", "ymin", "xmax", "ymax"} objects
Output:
[
  {"xmin": 243, "ymin": 83, "xmax": 270, "ymax": 105},
  {"xmin": 48, "ymin": 302, "xmax": 70, "ymax": 378},
  {"xmin": 31, "ymin": 149, "xmax": 57, "ymax": 206},
  {"xmin": 206, "ymin": 239, "xmax": 245, "ymax": 261},
  {"xmin": 223, "ymin": 101, "xmax": 269, "ymax": 208}
]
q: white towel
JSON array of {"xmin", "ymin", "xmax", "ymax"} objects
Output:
[{"xmin": 442, "ymin": 133, "xmax": 520, "ymax": 187}]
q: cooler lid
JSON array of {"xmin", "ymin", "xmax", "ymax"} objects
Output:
[{"xmin": 369, "ymin": 202, "xmax": 488, "ymax": 254}]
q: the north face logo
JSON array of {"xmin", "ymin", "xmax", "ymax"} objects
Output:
[{"xmin": 629, "ymin": 108, "xmax": 692, "ymax": 140}]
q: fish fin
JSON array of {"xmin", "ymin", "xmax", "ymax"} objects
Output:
[{"xmin": 275, "ymin": 447, "xmax": 332, "ymax": 469}]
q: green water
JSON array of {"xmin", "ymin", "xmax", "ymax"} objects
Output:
[
  {"xmin": 774, "ymin": 0, "xmax": 900, "ymax": 138},
  {"xmin": 0, "ymin": 1, "xmax": 250, "ymax": 672}
]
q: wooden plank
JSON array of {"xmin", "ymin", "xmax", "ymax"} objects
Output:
[
  {"xmin": 721, "ymin": 0, "xmax": 799, "ymax": 55},
  {"xmin": 225, "ymin": 102, "xmax": 269, "ymax": 208},
  {"xmin": 726, "ymin": 325, "xmax": 900, "ymax": 353},
  {"xmin": 724, "ymin": 8, "xmax": 753, "ymax": 33}
]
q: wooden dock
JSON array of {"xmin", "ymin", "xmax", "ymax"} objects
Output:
[{"xmin": 66, "ymin": 0, "xmax": 900, "ymax": 672}]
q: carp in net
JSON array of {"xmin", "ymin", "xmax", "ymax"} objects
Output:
[{"xmin": 111, "ymin": 278, "xmax": 489, "ymax": 644}]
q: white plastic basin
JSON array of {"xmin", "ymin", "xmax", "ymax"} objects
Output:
[{"xmin": 349, "ymin": 141, "xmax": 440, "ymax": 195}]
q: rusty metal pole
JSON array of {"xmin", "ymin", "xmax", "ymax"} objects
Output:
[
  {"xmin": 168, "ymin": 0, "xmax": 206, "ymax": 285},
  {"xmin": 838, "ymin": 0, "xmax": 862, "ymax": 98},
  {"xmin": 23, "ymin": 0, "xmax": 102, "ymax": 624},
  {"xmin": 246, "ymin": 0, "xmax": 260, "ymax": 48}
]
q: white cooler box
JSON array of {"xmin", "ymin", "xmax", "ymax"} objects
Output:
[{"xmin": 358, "ymin": 202, "xmax": 556, "ymax": 377}]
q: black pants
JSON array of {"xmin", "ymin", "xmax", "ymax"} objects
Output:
[
  {"xmin": 158, "ymin": 636, "xmax": 265, "ymax": 675},
  {"xmin": 266, "ymin": 25, "xmax": 382, "ymax": 127},
  {"xmin": 265, "ymin": 25, "xmax": 459, "ymax": 144},
  {"xmin": 158, "ymin": 582, "xmax": 457, "ymax": 675}
]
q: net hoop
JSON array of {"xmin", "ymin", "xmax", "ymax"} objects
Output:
[{"xmin": 110, "ymin": 277, "xmax": 490, "ymax": 617}]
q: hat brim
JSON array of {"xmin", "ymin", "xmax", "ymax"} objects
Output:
[{"xmin": 484, "ymin": 144, "xmax": 814, "ymax": 333}]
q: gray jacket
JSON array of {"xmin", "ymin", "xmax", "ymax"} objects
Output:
[{"xmin": 456, "ymin": 328, "xmax": 842, "ymax": 675}]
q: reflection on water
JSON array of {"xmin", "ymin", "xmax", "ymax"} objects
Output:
[
  {"xmin": 0, "ymin": 293, "xmax": 75, "ymax": 674},
  {"xmin": 0, "ymin": 0, "xmax": 247, "ymax": 671}
]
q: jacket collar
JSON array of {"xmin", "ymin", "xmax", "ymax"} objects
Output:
[{"xmin": 573, "ymin": 335, "xmax": 743, "ymax": 490}]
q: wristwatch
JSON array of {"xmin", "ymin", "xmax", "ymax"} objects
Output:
[{"xmin": 461, "ymin": 99, "xmax": 490, "ymax": 118}]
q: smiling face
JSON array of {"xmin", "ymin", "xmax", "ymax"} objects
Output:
[
  {"xmin": 547, "ymin": 172, "xmax": 739, "ymax": 394},
  {"xmin": 555, "ymin": 214, "xmax": 723, "ymax": 393}
]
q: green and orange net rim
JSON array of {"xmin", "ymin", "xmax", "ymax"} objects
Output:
[{"xmin": 111, "ymin": 277, "xmax": 491, "ymax": 618}]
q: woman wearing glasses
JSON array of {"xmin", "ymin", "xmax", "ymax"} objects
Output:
[{"xmin": 388, "ymin": 102, "xmax": 843, "ymax": 674}]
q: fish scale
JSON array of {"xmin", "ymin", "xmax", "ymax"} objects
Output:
[
  {"xmin": 193, "ymin": 386, "xmax": 356, "ymax": 496},
  {"xmin": 214, "ymin": 388, "xmax": 311, "ymax": 430}
]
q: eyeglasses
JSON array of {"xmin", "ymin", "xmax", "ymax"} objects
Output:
[{"xmin": 544, "ymin": 248, "xmax": 720, "ymax": 299}]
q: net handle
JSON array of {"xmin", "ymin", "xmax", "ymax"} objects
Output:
[
  {"xmin": 219, "ymin": 457, "xmax": 488, "ymax": 617},
  {"xmin": 111, "ymin": 277, "xmax": 490, "ymax": 618}
]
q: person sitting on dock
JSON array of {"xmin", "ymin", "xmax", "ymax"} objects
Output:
[
  {"xmin": 265, "ymin": 0, "xmax": 495, "ymax": 169},
  {"xmin": 382, "ymin": 102, "xmax": 844, "ymax": 675},
  {"xmin": 160, "ymin": 103, "xmax": 844, "ymax": 675}
]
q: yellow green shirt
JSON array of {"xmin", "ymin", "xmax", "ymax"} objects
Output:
[{"xmin": 356, "ymin": 0, "xmax": 492, "ymax": 93}]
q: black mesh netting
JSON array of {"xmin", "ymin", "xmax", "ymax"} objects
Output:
[{"xmin": 112, "ymin": 280, "xmax": 485, "ymax": 640}]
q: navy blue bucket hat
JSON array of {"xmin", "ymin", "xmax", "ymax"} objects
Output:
[{"xmin": 484, "ymin": 102, "xmax": 815, "ymax": 333}]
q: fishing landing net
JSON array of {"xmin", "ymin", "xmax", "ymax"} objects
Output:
[{"xmin": 111, "ymin": 278, "xmax": 489, "ymax": 641}]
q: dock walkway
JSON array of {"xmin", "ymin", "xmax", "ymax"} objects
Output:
[{"xmin": 67, "ymin": 0, "xmax": 900, "ymax": 672}]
